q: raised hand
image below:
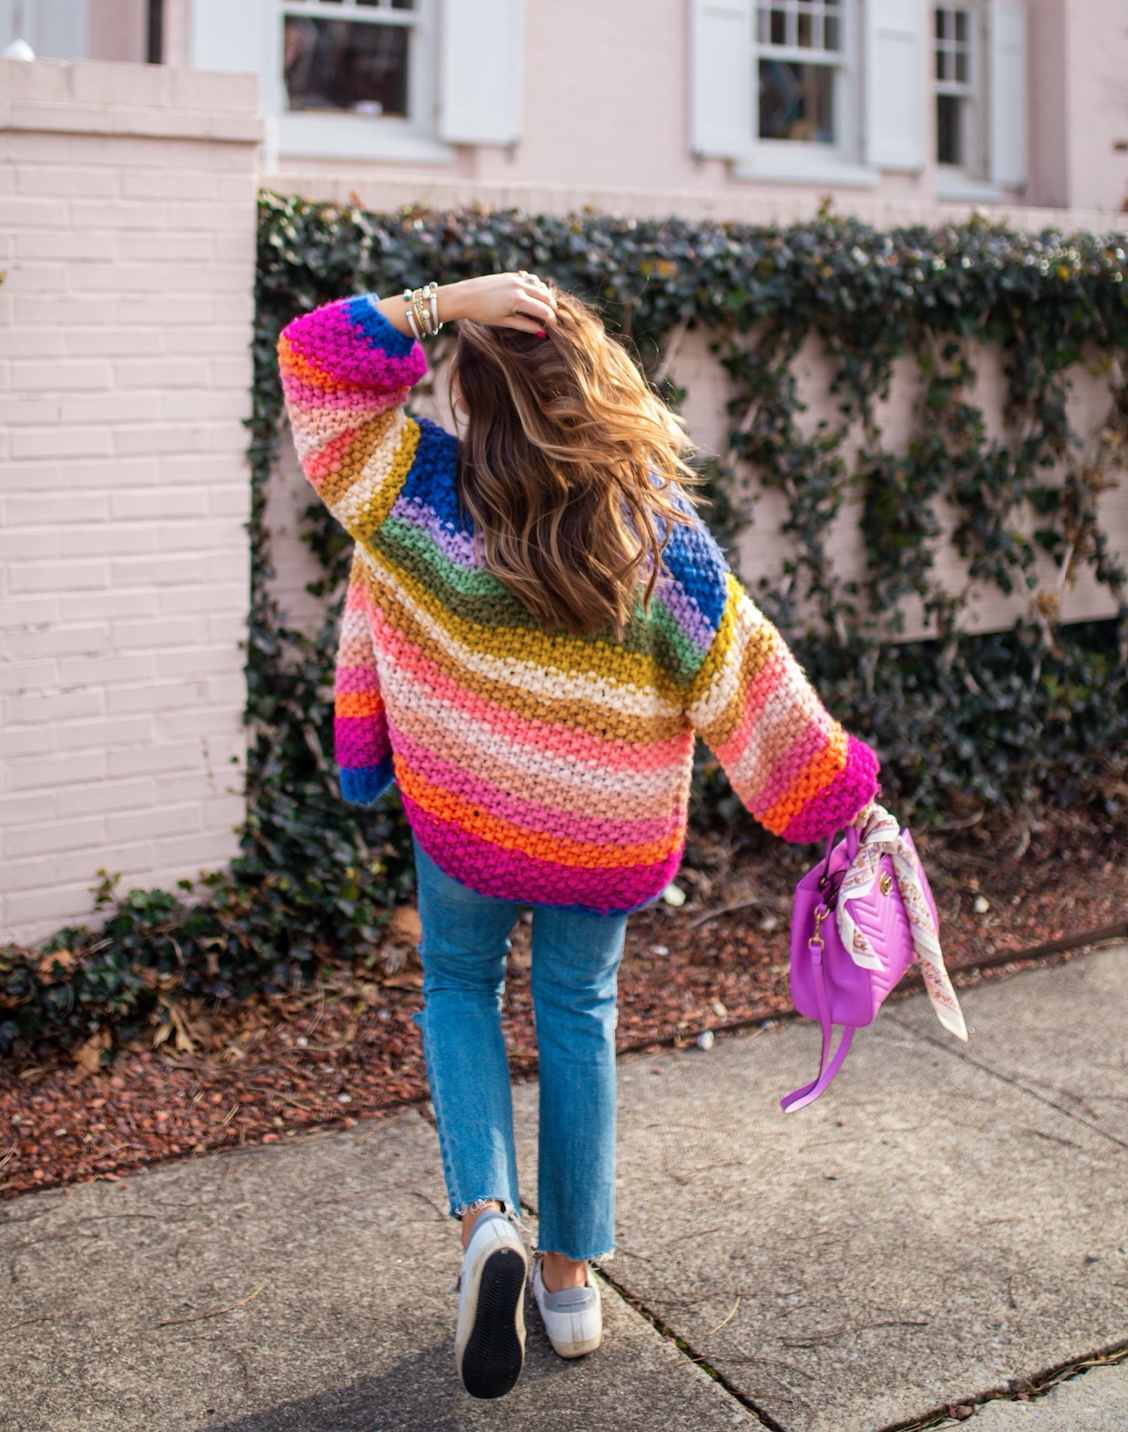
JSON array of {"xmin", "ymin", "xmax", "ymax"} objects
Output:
[{"xmin": 376, "ymin": 271, "xmax": 558, "ymax": 339}]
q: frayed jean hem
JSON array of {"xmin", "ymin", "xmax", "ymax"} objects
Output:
[{"xmin": 452, "ymin": 1196, "xmax": 523, "ymax": 1229}]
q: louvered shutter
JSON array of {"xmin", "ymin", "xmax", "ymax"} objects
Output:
[
  {"xmin": 690, "ymin": 0, "xmax": 753, "ymax": 159},
  {"xmin": 989, "ymin": 0, "xmax": 1027, "ymax": 187},
  {"xmin": 190, "ymin": 0, "xmax": 269, "ymax": 75},
  {"xmin": 439, "ymin": 0, "xmax": 522, "ymax": 146},
  {"xmin": 864, "ymin": 0, "xmax": 924, "ymax": 171}
]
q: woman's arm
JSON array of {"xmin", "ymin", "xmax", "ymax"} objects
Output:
[
  {"xmin": 278, "ymin": 273, "xmax": 559, "ymax": 550},
  {"xmin": 372, "ymin": 272, "xmax": 558, "ymax": 338},
  {"xmin": 687, "ymin": 577, "xmax": 879, "ymax": 843}
]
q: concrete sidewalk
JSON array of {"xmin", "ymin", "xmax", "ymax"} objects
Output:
[{"xmin": 3, "ymin": 946, "xmax": 1128, "ymax": 1432}]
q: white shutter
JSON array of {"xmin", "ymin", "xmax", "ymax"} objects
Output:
[
  {"xmin": 864, "ymin": 0, "xmax": 924, "ymax": 171},
  {"xmin": 989, "ymin": 0, "xmax": 1027, "ymax": 187},
  {"xmin": 439, "ymin": 0, "xmax": 522, "ymax": 146},
  {"xmin": 190, "ymin": 0, "xmax": 269, "ymax": 75},
  {"xmin": 690, "ymin": 0, "xmax": 753, "ymax": 159}
]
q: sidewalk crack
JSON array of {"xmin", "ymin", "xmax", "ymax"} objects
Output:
[
  {"xmin": 886, "ymin": 1013, "xmax": 1128, "ymax": 1155},
  {"xmin": 592, "ymin": 1260, "xmax": 789, "ymax": 1431}
]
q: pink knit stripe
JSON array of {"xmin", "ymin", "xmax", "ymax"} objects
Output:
[
  {"xmin": 303, "ymin": 424, "xmax": 371, "ymax": 485},
  {"xmin": 726, "ymin": 693, "xmax": 836, "ymax": 815},
  {"xmin": 393, "ymin": 700, "xmax": 686, "ymax": 820},
  {"xmin": 712, "ymin": 646, "xmax": 791, "ymax": 768},
  {"xmin": 283, "ymin": 301, "xmax": 427, "ymax": 391},
  {"xmin": 284, "ymin": 380, "xmax": 407, "ymax": 421},
  {"xmin": 375, "ymin": 622, "xmax": 687, "ymax": 773},
  {"xmin": 779, "ymin": 736, "xmax": 880, "ymax": 842},
  {"xmin": 747, "ymin": 715, "xmax": 840, "ymax": 820},
  {"xmin": 334, "ymin": 663, "xmax": 380, "ymax": 695},
  {"xmin": 404, "ymin": 798, "xmax": 683, "ymax": 913},
  {"xmin": 391, "ymin": 726, "xmax": 683, "ymax": 848},
  {"xmin": 335, "ymin": 714, "xmax": 393, "ymax": 768}
]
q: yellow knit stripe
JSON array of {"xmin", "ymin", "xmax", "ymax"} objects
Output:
[
  {"xmin": 356, "ymin": 543, "xmax": 686, "ymax": 718},
  {"xmin": 327, "ymin": 415, "xmax": 419, "ymax": 545}
]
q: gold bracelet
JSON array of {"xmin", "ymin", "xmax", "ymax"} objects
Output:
[
  {"xmin": 402, "ymin": 287, "xmax": 423, "ymax": 340},
  {"xmin": 412, "ymin": 287, "xmax": 430, "ymax": 338},
  {"xmin": 403, "ymin": 283, "xmax": 444, "ymax": 339}
]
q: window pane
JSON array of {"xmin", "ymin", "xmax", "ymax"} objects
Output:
[
  {"xmin": 955, "ymin": 49, "xmax": 969, "ymax": 83},
  {"xmin": 936, "ymin": 47, "xmax": 947, "ymax": 80},
  {"xmin": 823, "ymin": 14, "xmax": 839, "ymax": 50},
  {"xmin": 954, "ymin": 9, "xmax": 968, "ymax": 42},
  {"xmin": 936, "ymin": 92, "xmax": 962, "ymax": 164},
  {"xmin": 283, "ymin": 17, "xmax": 409, "ymax": 116},
  {"xmin": 759, "ymin": 60, "xmax": 834, "ymax": 143},
  {"xmin": 770, "ymin": 8, "xmax": 787, "ymax": 45},
  {"xmin": 798, "ymin": 10, "xmax": 812, "ymax": 46},
  {"xmin": 935, "ymin": 7, "xmax": 946, "ymax": 40}
]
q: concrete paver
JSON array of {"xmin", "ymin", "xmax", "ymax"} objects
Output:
[
  {"xmin": 511, "ymin": 947, "xmax": 1128, "ymax": 1432},
  {"xmin": 891, "ymin": 945, "xmax": 1128, "ymax": 1146},
  {"xmin": 972, "ymin": 1358, "xmax": 1128, "ymax": 1429},
  {"xmin": 0, "ymin": 1111, "xmax": 746, "ymax": 1432}
]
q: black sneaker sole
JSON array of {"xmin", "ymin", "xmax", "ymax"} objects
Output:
[{"xmin": 459, "ymin": 1247, "xmax": 527, "ymax": 1400}]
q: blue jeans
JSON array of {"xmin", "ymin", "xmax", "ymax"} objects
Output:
[{"xmin": 412, "ymin": 840, "xmax": 626, "ymax": 1261}]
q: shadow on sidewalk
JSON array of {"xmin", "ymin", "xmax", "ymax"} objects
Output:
[{"xmin": 199, "ymin": 1323, "xmax": 599, "ymax": 1432}]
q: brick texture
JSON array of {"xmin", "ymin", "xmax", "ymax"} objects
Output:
[{"xmin": 0, "ymin": 61, "xmax": 260, "ymax": 944}]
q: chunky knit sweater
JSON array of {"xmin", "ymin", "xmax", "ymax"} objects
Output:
[{"xmin": 278, "ymin": 296, "xmax": 879, "ymax": 914}]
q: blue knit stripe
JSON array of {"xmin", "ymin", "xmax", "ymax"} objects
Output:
[{"xmin": 340, "ymin": 759, "xmax": 395, "ymax": 806}]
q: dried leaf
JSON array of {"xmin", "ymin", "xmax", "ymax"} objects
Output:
[
  {"xmin": 70, "ymin": 1029, "xmax": 111, "ymax": 1083},
  {"xmin": 389, "ymin": 905, "xmax": 422, "ymax": 943},
  {"xmin": 38, "ymin": 949, "xmax": 76, "ymax": 982},
  {"xmin": 155, "ymin": 996, "xmax": 198, "ymax": 1056},
  {"xmin": 382, "ymin": 971, "xmax": 424, "ymax": 990}
]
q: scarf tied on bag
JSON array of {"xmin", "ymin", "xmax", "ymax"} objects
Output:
[{"xmin": 836, "ymin": 806, "xmax": 968, "ymax": 1042}]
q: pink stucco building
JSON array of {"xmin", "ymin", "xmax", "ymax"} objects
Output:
[{"xmin": 6, "ymin": 0, "xmax": 1127, "ymax": 215}]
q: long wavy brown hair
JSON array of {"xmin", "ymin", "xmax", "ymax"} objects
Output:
[{"xmin": 452, "ymin": 288, "xmax": 697, "ymax": 638}]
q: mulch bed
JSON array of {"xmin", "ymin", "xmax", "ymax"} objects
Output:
[{"xmin": 3, "ymin": 808, "xmax": 1126, "ymax": 1202}]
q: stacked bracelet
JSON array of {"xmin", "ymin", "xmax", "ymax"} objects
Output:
[{"xmin": 403, "ymin": 282, "xmax": 443, "ymax": 339}]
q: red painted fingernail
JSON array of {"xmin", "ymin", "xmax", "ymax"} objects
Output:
[{"xmin": 536, "ymin": 330, "xmax": 547, "ymax": 339}]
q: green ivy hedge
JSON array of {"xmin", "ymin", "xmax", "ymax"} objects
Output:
[{"xmin": 3, "ymin": 194, "xmax": 1127, "ymax": 1059}]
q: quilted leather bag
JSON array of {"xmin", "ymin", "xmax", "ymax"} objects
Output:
[{"xmin": 782, "ymin": 811, "xmax": 967, "ymax": 1113}]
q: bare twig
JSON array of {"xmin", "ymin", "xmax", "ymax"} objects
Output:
[
  {"xmin": 157, "ymin": 1283, "xmax": 265, "ymax": 1328},
  {"xmin": 688, "ymin": 893, "xmax": 788, "ymax": 929},
  {"xmin": 703, "ymin": 1293, "xmax": 741, "ymax": 1339}
]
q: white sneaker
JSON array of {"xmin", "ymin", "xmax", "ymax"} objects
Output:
[
  {"xmin": 454, "ymin": 1211, "xmax": 528, "ymax": 1399},
  {"xmin": 532, "ymin": 1258, "xmax": 603, "ymax": 1358}
]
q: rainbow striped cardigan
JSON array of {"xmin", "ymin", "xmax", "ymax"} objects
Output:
[{"xmin": 278, "ymin": 296, "xmax": 879, "ymax": 914}]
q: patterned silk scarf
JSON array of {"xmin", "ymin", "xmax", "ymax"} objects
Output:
[{"xmin": 836, "ymin": 806, "xmax": 968, "ymax": 1042}]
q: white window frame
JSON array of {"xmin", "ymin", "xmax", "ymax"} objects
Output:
[
  {"xmin": 933, "ymin": 1, "xmax": 992, "ymax": 198},
  {"xmin": 266, "ymin": 0, "xmax": 454, "ymax": 164},
  {"xmin": 734, "ymin": 0, "xmax": 877, "ymax": 189}
]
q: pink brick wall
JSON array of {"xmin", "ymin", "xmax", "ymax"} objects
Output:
[{"xmin": 0, "ymin": 59, "xmax": 262, "ymax": 944}]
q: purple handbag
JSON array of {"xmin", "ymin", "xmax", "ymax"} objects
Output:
[{"xmin": 782, "ymin": 824, "xmax": 942, "ymax": 1113}]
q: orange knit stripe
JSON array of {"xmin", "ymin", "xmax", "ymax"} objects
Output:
[
  {"xmin": 279, "ymin": 335, "xmax": 367, "ymax": 392},
  {"xmin": 335, "ymin": 691, "xmax": 385, "ymax": 719},
  {"xmin": 759, "ymin": 728, "xmax": 847, "ymax": 834},
  {"xmin": 397, "ymin": 762, "xmax": 682, "ymax": 870}
]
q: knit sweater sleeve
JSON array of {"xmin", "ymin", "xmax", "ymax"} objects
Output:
[
  {"xmin": 686, "ymin": 575, "xmax": 879, "ymax": 842},
  {"xmin": 277, "ymin": 295, "xmax": 428, "ymax": 547}
]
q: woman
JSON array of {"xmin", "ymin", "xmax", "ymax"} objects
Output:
[{"xmin": 278, "ymin": 272, "xmax": 878, "ymax": 1399}]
